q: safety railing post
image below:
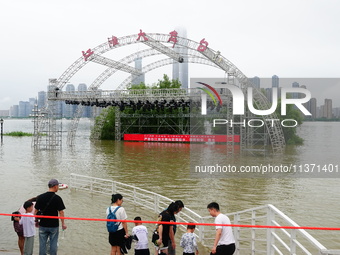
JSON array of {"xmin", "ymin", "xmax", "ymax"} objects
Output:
[
  {"xmin": 70, "ymin": 174, "xmax": 74, "ymax": 189},
  {"xmin": 198, "ymin": 216, "xmax": 204, "ymax": 244},
  {"xmin": 133, "ymin": 187, "xmax": 137, "ymax": 204},
  {"xmin": 251, "ymin": 210, "xmax": 256, "ymax": 255},
  {"xmin": 154, "ymin": 194, "xmax": 159, "ymax": 213},
  {"xmin": 234, "ymin": 213, "xmax": 240, "ymax": 255},
  {"xmin": 290, "ymin": 229, "xmax": 297, "ymax": 254},
  {"xmin": 111, "ymin": 181, "xmax": 116, "ymax": 194},
  {"xmin": 266, "ymin": 205, "xmax": 275, "ymax": 255}
]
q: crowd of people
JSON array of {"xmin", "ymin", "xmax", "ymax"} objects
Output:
[
  {"xmin": 11, "ymin": 179, "xmax": 236, "ymax": 255},
  {"xmin": 106, "ymin": 194, "xmax": 236, "ymax": 255}
]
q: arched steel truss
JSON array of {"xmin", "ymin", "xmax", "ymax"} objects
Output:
[
  {"xmin": 67, "ymin": 53, "xmax": 219, "ymax": 145},
  {"xmin": 36, "ymin": 32, "xmax": 285, "ymax": 153},
  {"xmin": 53, "ymin": 33, "xmax": 248, "ymax": 90}
]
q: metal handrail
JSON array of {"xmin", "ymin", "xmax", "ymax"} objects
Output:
[
  {"xmin": 69, "ymin": 173, "xmax": 337, "ymax": 255},
  {"xmin": 69, "ymin": 173, "xmax": 204, "ymax": 239}
]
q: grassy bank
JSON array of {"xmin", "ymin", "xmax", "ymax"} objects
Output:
[{"xmin": 4, "ymin": 131, "xmax": 33, "ymax": 137}]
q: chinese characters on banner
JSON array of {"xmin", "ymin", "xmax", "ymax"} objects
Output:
[
  {"xmin": 168, "ymin": 30, "xmax": 178, "ymax": 48},
  {"xmin": 82, "ymin": 49, "xmax": 94, "ymax": 61},
  {"xmin": 108, "ymin": 36, "xmax": 119, "ymax": 47},
  {"xmin": 124, "ymin": 134, "xmax": 240, "ymax": 143},
  {"xmin": 136, "ymin": 29, "xmax": 148, "ymax": 41},
  {"xmin": 197, "ymin": 38, "xmax": 209, "ymax": 52},
  {"xmin": 83, "ymin": 33, "xmax": 211, "ymax": 61}
]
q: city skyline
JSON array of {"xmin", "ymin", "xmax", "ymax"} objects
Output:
[
  {"xmin": 4, "ymin": 83, "xmax": 94, "ymax": 118},
  {"xmin": 0, "ymin": 1, "xmax": 340, "ymax": 110},
  {"xmin": 2, "ymin": 76, "xmax": 339, "ymax": 119}
]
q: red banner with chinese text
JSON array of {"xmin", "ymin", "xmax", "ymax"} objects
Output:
[{"xmin": 124, "ymin": 134, "xmax": 240, "ymax": 143}]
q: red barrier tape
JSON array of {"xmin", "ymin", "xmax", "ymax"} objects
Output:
[{"xmin": 2, "ymin": 213, "xmax": 340, "ymax": 231}]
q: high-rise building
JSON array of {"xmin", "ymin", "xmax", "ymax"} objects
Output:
[
  {"xmin": 250, "ymin": 76, "xmax": 260, "ymax": 89},
  {"xmin": 65, "ymin": 84, "xmax": 76, "ymax": 118},
  {"xmin": 323, "ymin": 99, "xmax": 332, "ymax": 119},
  {"xmin": 0, "ymin": 110, "xmax": 9, "ymax": 117},
  {"xmin": 28, "ymin": 98, "xmax": 35, "ymax": 116},
  {"xmin": 292, "ymin": 82, "xmax": 299, "ymax": 88},
  {"xmin": 38, "ymin": 91, "xmax": 46, "ymax": 109},
  {"xmin": 298, "ymin": 85, "xmax": 310, "ymax": 115},
  {"xmin": 271, "ymin": 75, "xmax": 279, "ymax": 101},
  {"xmin": 309, "ymin": 98, "xmax": 317, "ymax": 119},
  {"xmin": 10, "ymin": 105, "xmax": 19, "ymax": 117},
  {"xmin": 299, "ymin": 85, "xmax": 306, "ymax": 95},
  {"xmin": 333, "ymin": 107, "xmax": 340, "ymax": 118},
  {"xmin": 78, "ymin": 83, "xmax": 91, "ymax": 118},
  {"xmin": 317, "ymin": 106, "xmax": 323, "ymax": 118},
  {"xmin": 78, "ymin": 83, "xmax": 87, "ymax": 92},
  {"xmin": 292, "ymin": 82, "xmax": 299, "ymax": 99},
  {"xmin": 132, "ymin": 57, "xmax": 145, "ymax": 85},
  {"xmin": 172, "ymin": 27, "xmax": 188, "ymax": 89},
  {"xmin": 272, "ymin": 75, "xmax": 279, "ymax": 88},
  {"xmin": 265, "ymin": 88, "xmax": 272, "ymax": 103},
  {"xmin": 18, "ymin": 101, "xmax": 30, "ymax": 117}
]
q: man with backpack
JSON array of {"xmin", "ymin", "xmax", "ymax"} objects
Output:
[{"xmin": 106, "ymin": 194, "xmax": 129, "ymax": 255}]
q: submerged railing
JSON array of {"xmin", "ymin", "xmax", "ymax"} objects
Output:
[{"xmin": 69, "ymin": 173, "xmax": 339, "ymax": 255}]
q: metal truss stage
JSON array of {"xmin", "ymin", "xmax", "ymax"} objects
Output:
[{"xmin": 32, "ymin": 31, "xmax": 285, "ymax": 154}]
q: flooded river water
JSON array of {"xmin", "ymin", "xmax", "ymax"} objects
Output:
[{"xmin": 0, "ymin": 119, "xmax": 339, "ymax": 254}]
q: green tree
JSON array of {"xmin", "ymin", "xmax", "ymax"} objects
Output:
[
  {"xmin": 98, "ymin": 107, "xmax": 116, "ymax": 140},
  {"xmin": 275, "ymin": 100, "xmax": 304, "ymax": 145},
  {"xmin": 91, "ymin": 74, "xmax": 187, "ymax": 140},
  {"xmin": 130, "ymin": 82, "xmax": 147, "ymax": 90},
  {"xmin": 157, "ymin": 74, "xmax": 181, "ymax": 89}
]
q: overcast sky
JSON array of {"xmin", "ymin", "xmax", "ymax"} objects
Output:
[{"xmin": 1, "ymin": 0, "xmax": 340, "ymax": 109}]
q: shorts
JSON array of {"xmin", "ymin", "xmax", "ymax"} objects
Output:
[
  {"xmin": 135, "ymin": 249, "xmax": 150, "ymax": 255},
  {"xmin": 168, "ymin": 240, "xmax": 175, "ymax": 255},
  {"xmin": 211, "ymin": 244, "xmax": 236, "ymax": 255},
  {"xmin": 16, "ymin": 231, "xmax": 24, "ymax": 237},
  {"xmin": 109, "ymin": 228, "xmax": 126, "ymax": 247},
  {"xmin": 162, "ymin": 237, "xmax": 169, "ymax": 247}
]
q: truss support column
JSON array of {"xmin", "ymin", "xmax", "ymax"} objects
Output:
[
  {"xmin": 178, "ymin": 109, "xmax": 184, "ymax": 134},
  {"xmin": 30, "ymin": 104, "xmax": 40, "ymax": 148},
  {"xmin": 67, "ymin": 105, "xmax": 84, "ymax": 146},
  {"xmin": 49, "ymin": 100, "xmax": 63, "ymax": 149},
  {"xmin": 225, "ymin": 87, "xmax": 234, "ymax": 155},
  {"xmin": 115, "ymin": 107, "xmax": 121, "ymax": 141}
]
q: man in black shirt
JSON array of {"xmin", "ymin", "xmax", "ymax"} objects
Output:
[{"xmin": 35, "ymin": 179, "xmax": 67, "ymax": 255}]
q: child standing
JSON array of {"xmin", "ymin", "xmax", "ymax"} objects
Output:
[
  {"xmin": 132, "ymin": 216, "xmax": 150, "ymax": 255},
  {"xmin": 11, "ymin": 211, "xmax": 24, "ymax": 255},
  {"xmin": 180, "ymin": 224, "xmax": 199, "ymax": 255},
  {"xmin": 20, "ymin": 201, "xmax": 36, "ymax": 255}
]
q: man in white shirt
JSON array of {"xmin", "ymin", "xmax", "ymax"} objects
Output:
[{"xmin": 207, "ymin": 202, "xmax": 235, "ymax": 255}]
